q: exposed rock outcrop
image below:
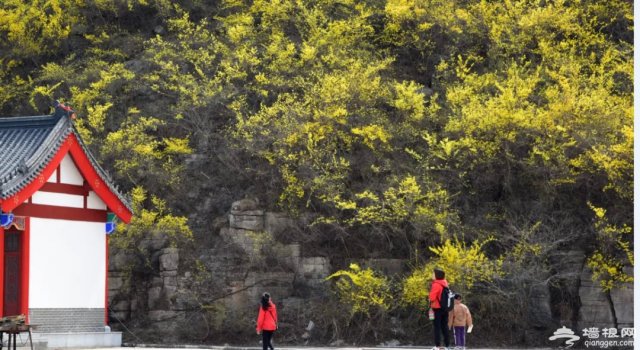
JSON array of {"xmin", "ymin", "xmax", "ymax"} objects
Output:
[
  {"xmin": 108, "ymin": 200, "xmax": 634, "ymax": 345},
  {"xmin": 109, "ymin": 199, "xmax": 335, "ymax": 343}
]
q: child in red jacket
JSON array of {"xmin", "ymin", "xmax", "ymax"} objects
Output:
[{"xmin": 256, "ymin": 292, "xmax": 278, "ymax": 350}]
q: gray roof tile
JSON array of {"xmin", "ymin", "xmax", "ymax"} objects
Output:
[{"xmin": 0, "ymin": 109, "xmax": 132, "ymax": 213}]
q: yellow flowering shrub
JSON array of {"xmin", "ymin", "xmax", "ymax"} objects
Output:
[
  {"xmin": 586, "ymin": 204, "xmax": 633, "ymax": 291},
  {"xmin": 402, "ymin": 238, "xmax": 503, "ymax": 307},
  {"xmin": 326, "ymin": 263, "xmax": 392, "ymax": 315}
]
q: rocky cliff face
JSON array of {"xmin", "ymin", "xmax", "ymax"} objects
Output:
[
  {"xmin": 578, "ymin": 267, "xmax": 634, "ymax": 330},
  {"xmin": 108, "ymin": 199, "xmax": 339, "ymax": 343},
  {"xmin": 108, "ymin": 199, "xmax": 633, "ymax": 345}
]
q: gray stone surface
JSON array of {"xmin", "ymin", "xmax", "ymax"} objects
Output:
[
  {"xmin": 229, "ymin": 198, "xmax": 265, "ymax": 232},
  {"xmin": 108, "ymin": 276, "xmax": 124, "ymax": 291},
  {"xmin": 139, "ymin": 234, "xmax": 169, "ymax": 251},
  {"xmin": 610, "ymin": 282, "xmax": 633, "ymax": 328},
  {"xmin": 159, "ymin": 248, "xmax": 179, "ymax": 271},
  {"xmin": 230, "ymin": 198, "xmax": 259, "ymax": 212},
  {"xmin": 529, "ymin": 283, "xmax": 553, "ymax": 327},
  {"xmin": 230, "ymin": 209, "xmax": 264, "ymax": 216},
  {"xmin": 147, "ymin": 286, "xmax": 163, "ymax": 309},
  {"xmin": 220, "ymin": 227, "xmax": 273, "ymax": 255},
  {"xmin": 229, "ymin": 212, "xmax": 264, "ymax": 231},
  {"xmin": 300, "ymin": 257, "xmax": 331, "ymax": 285},
  {"xmin": 161, "ymin": 270, "xmax": 178, "ymax": 277},
  {"xmin": 29, "ymin": 308, "xmax": 105, "ymax": 333},
  {"xmin": 357, "ymin": 258, "xmax": 406, "ymax": 276},
  {"xmin": 147, "ymin": 310, "xmax": 180, "ymax": 322},
  {"xmin": 109, "ymin": 251, "xmax": 135, "ymax": 271},
  {"xmin": 265, "ymin": 212, "xmax": 297, "ymax": 235},
  {"xmin": 110, "ymin": 300, "xmax": 129, "ymax": 312},
  {"xmin": 577, "ymin": 268, "xmax": 614, "ymax": 330},
  {"xmin": 31, "ymin": 331, "xmax": 122, "ymax": 349},
  {"xmin": 109, "ymin": 200, "xmax": 635, "ymax": 347}
]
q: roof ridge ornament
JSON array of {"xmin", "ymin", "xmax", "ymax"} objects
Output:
[
  {"xmin": 53, "ymin": 100, "xmax": 77, "ymax": 120},
  {"xmin": 17, "ymin": 159, "xmax": 28, "ymax": 175}
]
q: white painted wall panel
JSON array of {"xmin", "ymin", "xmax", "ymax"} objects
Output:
[
  {"xmin": 47, "ymin": 170, "xmax": 58, "ymax": 183},
  {"xmin": 31, "ymin": 192, "xmax": 84, "ymax": 208},
  {"xmin": 60, "ymin": 154, "xmax": 84, "ymax": 185},
  {"xmin": 86, "ymin": 192, "xmax": 107, "ymax": 210},
  {"xmin": 30, "ymin": 218, "xmax": 105, "ymax": 308}
]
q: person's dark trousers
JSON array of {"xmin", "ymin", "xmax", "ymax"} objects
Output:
[
  {"xmin": 432, "ymin": 308, "xmax": 450, "ymax": 347},
  {"xmin": 454, "ymin": 326, "xmax": 465, "ymax": 346},
  {"xmin": 262, "ymin": 330, "xmax": 274, "ymax": 350}
]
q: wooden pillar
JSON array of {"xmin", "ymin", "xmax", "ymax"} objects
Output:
[
  {"xmin": 19, "ymin": 218, "xmax": 29, "ymax": 322},
  {"xmin": 0, "ymin": 224, "xmax": 5, "ymax": 317},
  {"xmin": 105, "ymin": 235, "xmax": 109, "ymax": 326}
]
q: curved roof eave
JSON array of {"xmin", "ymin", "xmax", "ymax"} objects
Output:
[{"xmin": 0, "ymin": 111, "xmax": 133, "ymax": 222}]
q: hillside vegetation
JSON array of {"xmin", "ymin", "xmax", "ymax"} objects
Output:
[{"xmin": 0, "ymin": 0, "xmax": 632, "ymax": 345}]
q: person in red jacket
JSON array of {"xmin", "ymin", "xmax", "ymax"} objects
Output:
[
  {"xmin": 256, "ymin": 292, "xmax": 278, "ymax": 350},
  {"xmin": 429, "ymin": 268, "xmax": 450, "ymax": 349}
]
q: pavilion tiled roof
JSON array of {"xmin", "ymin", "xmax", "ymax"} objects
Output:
[{"xmin": 0, "ymin": 107, "xmax": 132, "ymax": 212}]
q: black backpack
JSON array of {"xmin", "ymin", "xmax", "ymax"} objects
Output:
[{"xmin": 440, "ymin": 285, "xmax": 455, "ymax": 312}]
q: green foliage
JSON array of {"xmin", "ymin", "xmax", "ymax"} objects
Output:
[
  {"xmin": 102, "ymin": 111, "xmax": 192, "ymax": 187},
  {"xmin": 506, "ymin": 222, "xmax": 544, "ymax": 266},
  {"xmin": 144, "ymin": 10, "xmax": 225, "ymax": 116},
  {"xmin": 219, "ymin": 0, "xmax": 461, "ymax": 245},
  {"xmin": 0, "ymin": 59, "xmax": 31, "ymax": 113},
  {"xmin": 0, "ymin": 0, "xmax": 83, "ymax": 57},
  {"xmin": 0, "ymin": 0, "xmax": 632, "ymax": 342},
  {"xmin": 402, "ymin": 238, "xmax": 503, "ymax": 307},
  {"xmin": 90, "ymin": 0, "xmax": 173, "ymax": 14},
  {"xmin": 200, "ymin": 301, "xmax": 228, "ymax": 331},
  {"xmin": 112, "ymin": 186, "xmax": 193, "ymax": 251},
  {"xmin": 326, "ymin": 263, "xmax": 392, "ymax": 315},
  {"xmin": 70, "ymin": 62, "xmax": 137, "ymax": 143},
  {"xmin": 422, "ymin": 0, "xmax": 633, "ymax": 292},
  {"xmin": 329, "ymin": 175, "xmax": 455, "ymax": 237},
  {"xmin": 582, "ymin": 125, "xmax": 633, "ymax": 201}
]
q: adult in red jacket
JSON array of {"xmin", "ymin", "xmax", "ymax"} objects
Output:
[
  {"xmin": 429, "ymin": 268, "xmax": 450, "ymax": 349},
  {"xmin": 256, "ymin": 292, "xmax": 278, "ymax": 350}
]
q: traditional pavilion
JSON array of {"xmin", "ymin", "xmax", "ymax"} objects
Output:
[{"xmin": 0, "ymin": 104, "xmax": 132, "ymax": 348}]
